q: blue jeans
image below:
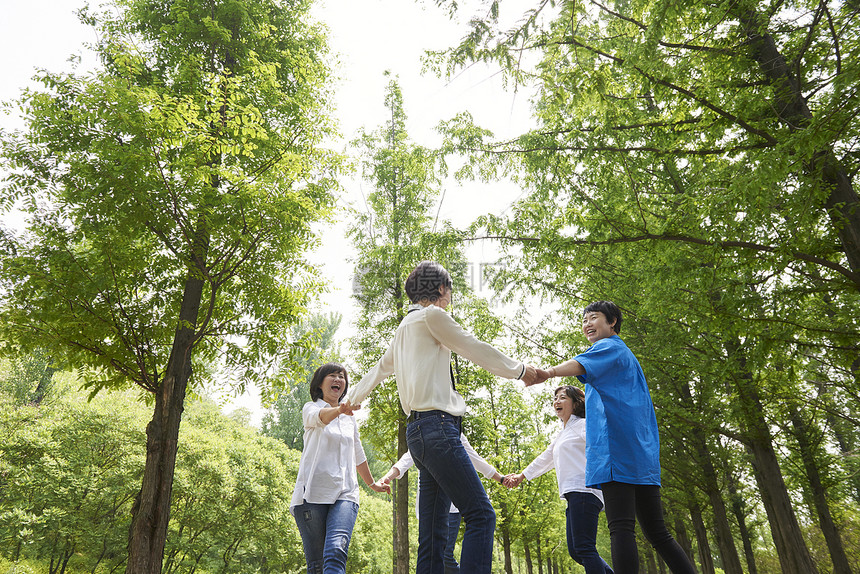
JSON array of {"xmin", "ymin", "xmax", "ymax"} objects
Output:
[
  {"xmin": 565, "ymin": 491, "xmax": 614, "ymax": 574},
  {"xmin": 444, "ymin": 512, "xmax": 461, "ymax": 574},
  {"xmin": 407, "ymin": 411, "xmax": 496, "ymax": 574},
  {"xmin": 293, "ymin": 499, "xmax": 359, "ymax": 574}
]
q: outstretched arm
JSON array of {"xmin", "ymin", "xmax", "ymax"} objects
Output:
[
  {"xmin": 424, "ymin": 306, "xmax": 533, "ymax": 382},
  {"xmin": 358, "ymin": 461, "xmax": 390, "ymax": 494},
  {"xmin": 347, "ymin": 341, "xmax": 396, "ymax": 408},
  {"xmin": 374, "ymin": 448, "xmax": 413, "ymax": 490},
  {"xmin": 505, "ymin": 441, "xmax": 555, "ymax": 487},
  {"xmin": 545, "ymin": 359, "xmax": 585, "ymax": 379},
  {"xmin": 317, "ymin": 402, "xmax": 361, "ymax": 425},
  {"xmin": 460, "ymin": 433, "xmax": 505, "ymax": 485}
]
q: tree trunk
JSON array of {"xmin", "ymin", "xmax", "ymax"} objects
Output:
[
  {"xmin": 728, "ymin": 341, "xmax": 819, "ymax": 574},
  {"xmin": 725, "ymin": 469, "xmax": 758, "ymax": 574},
  {"xmin": 501, "ymin": 517, "xmax": 513, "ymax": 574},
  {"xmin": 31, "ymin": 360, "xmax": 57, "ymax": 405},
  {"xmin": 826, "ymin": 415, "xmax": 860, "ymax": 502},
  {"xmin": 689, "ymin": 502, "xmax": 715, "ymax": 574},
  {"xmin": 525, "ymin": 538, "xmax": 534, "ymax": 574},
  {"xmin": 737, "ymin": 9, "xmax": 860, "ymax": 282},
  {"xmin": 644, "ymin": 540, "xmax": 658, "ymax": 574},
  {"xmin": 536, "ymin": 535, "xmax": 543, "ymax": 574},
  {"xmin": 818, "ymin": 381, "xmax": 860, "ymax": 503},
  {"xmin": 789, "ymin": 408, "xmax": 853, "ymax": 574},
  {"xmin": 678, "ymin": 383, "xmax": 744, "ymax": 574},
  {"xmin": 673, "ymin": 517, "xmax": 697, "ymax": 574},
  {"xmin": 394, "ymin": 419, "xmax": 410, "ymax": 574},
  {"xmin": 126, "ymin": 224, "xmax": 208, "ymax": 574}
]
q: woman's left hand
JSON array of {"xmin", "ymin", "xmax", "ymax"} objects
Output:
[{"xmin": 370, "ymin": 480, "xmax": 391, "ymax": 494}]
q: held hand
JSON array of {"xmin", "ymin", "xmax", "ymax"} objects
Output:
[
  {"xmin": 520, "ymin": 365, "xmax": 538, "ymax": 386},
  {"xmin": 338, "ymin": 401, "xmax": 361, "ymax": 417},
  {"xmin": 533, "ymin": 368, "xmax": 552, "ymax": 385},
  {"xmin": 370, "ymin": 480, "xmax": 391, "ymax": 494},
  {"xmin": 502, "ymin": 473, "xmax": 524, "ymax": 488}
]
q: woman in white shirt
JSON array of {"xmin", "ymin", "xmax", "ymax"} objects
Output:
[
  {"xmin": 505, "ymin": 386, "xmax": 613, "ymax": 574},
  {"xmin": 290, "ymin": 363, "xmax": 389, "ymax": 574},
  {"xmin": 376, "ymin": 432, "xmax": 505, "ymax": 574}
]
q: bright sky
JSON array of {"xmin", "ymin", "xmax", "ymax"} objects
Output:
[
  {"xmin": 308, "ymin": 0, "xmax": 536, "ymax": 327},
  {"xmin": 1, "ymin": 0, "xmax": 541, "ymax": 423}
]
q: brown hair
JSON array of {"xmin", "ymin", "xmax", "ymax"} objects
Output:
[
  {"xmin": 310, "ymin": 363, "xmax": 349, "ymax": 402},
  {"xmin": 555, "ymin": 385, "xmax": 585, "ymax": 418},
  {"xmin": 405, "ymin": 261, "xmax": 453, "ymax": 303}
]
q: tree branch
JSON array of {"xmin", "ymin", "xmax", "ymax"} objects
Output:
[{"xmin": 466, "ymin": 232, "xmax": 860, "ymax": 286}]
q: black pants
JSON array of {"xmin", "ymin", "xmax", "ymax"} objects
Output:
[{"xmin": 601, "ymin": 482, "xmax": 696, "ymax": 574}]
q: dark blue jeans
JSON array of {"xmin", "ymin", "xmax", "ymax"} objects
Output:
[
  {"xmin": 407, "ymin": 411, "xmax": 496, "ymax": 574},
  {"xmin": 601, "ymin": 482, "xmax": 696, "ymax": 574},
  {"xmin": 444, "ymin": 512, "xmax": 462, "ymax": 574},
  {"xmin": 564, "ymin": 491, "xmax": 614, "ymax": 574},
  {"xmin": 293, "ymin": 499, "xmax": 359, "ymax": 574}
]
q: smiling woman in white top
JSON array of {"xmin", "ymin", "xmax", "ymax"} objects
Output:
[
  {"xmin": 290, "ymin": 363, "xmax": 389, "ymax": 574},
  {"xmin": 505, "ymin": 386, "xmax": 613, "ymax": 574}
]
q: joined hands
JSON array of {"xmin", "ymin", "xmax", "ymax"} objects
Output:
[
  {"xmin": 502, "ymin": 473, "xmax": 525, "ymax": 489},
  {"xmin": 370, "ymin": 477, "xmax": 391, "ymax": 494},
  {"xmin": 339, "ymin": 400, "xmax": 361, "ymax": 417},
  {"xmin": 521, "ymin": 366, "xmax": 553, "ymax": 387}
]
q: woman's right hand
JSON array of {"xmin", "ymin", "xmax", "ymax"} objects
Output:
[
  {"xmin": 502, "ymin": 473, "xmax": 525, "ymax": 488},
  {"xmin": 338, "ymin": 401, "xmax": 361, "ymax": 417},
  {"xmin": 370, "ymin": 480, "xmax": 391, "ymax": 494}
]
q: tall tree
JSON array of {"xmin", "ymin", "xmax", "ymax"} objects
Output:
[{"xmin": 0, "ymin": 0, "xmax": 338, "ymax": 571}]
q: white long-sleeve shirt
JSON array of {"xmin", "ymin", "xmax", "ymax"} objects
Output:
[
  {"xmin": 523, "ymin": 415, "xmax": 604, "ymax": 504},
  {"xmin": 348, "ymin": 304, "xmax": 524, "ymax": 416},
  {"xmin": 290, "ymin": 399, "xmax": 368, "ymax": 514},
  {"xmin": 392, "ymin": 432, "xmax": 498, "ymax": 514}
]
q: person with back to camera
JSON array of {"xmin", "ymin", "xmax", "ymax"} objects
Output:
[
  {"xmin": 375, "ymin": 431, "xmax": 506, "ymax": 574},
  {"xmin": 503, "ymin": 385, "xmax": 614, "ymax": 574},
  {"xmin": 345, "ymin": 260, "xmax": 538, "ymax": 574},
  {"xmin": 530, "ymin": 301, "xmax": 696, "ymax": 574},
  {"xmin": 290, "ymin": 363, "xmax": 390, "ymax": 574}
]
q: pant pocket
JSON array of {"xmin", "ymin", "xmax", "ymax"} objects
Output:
[{"xmin": 406, "ymin": 423, "xmax": 424, "ymax": 465}]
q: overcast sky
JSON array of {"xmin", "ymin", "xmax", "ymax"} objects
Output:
[{"xmin": 1, "ymin": 0, "xmax": 540, "ymax": 421}]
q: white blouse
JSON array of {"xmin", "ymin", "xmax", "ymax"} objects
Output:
[
  {"xmin": 348, "ymin": 304, "xmax": 524, "ymax": 416},
  {"xmin": 522, "ymin": 415, "xmax": 604, "ymax": 504},
  {"xmin": 290, "ymin": 399, "xmax": 368, "ymax": 514}
]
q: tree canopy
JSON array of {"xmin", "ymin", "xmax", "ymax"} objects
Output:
[
  {"xmin": 0, "ymin": 0, "xmax": 341, "ymax": 571},
  {"xmin": 426, "ymin": 0, "xmax": 860, "ymax": 572}
]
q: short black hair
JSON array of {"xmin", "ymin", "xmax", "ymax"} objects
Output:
[
  {"xmin": 583, "ymin": 300, "xmax": 622, "ymax": 334},
  {"xmin": 309, "ymin": 363, "xmax": 349, "ymax": 402},
  {"xmin": 555, "ymin": 385, "xmax": 586, "ymax": 418},
  {"xmin": 405, "ymin": 261, "xmax": 453, "ymax": 304}
]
